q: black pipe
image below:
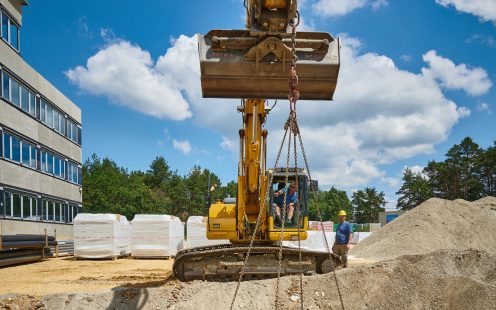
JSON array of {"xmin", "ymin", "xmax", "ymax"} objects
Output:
[
  {"xmin": 0, "ymin": 254, "xmax": 42, "ymax": 268},
  {"xmin": 1, "ymin": 235, "xmax": 56, "ymax": 242},
  {"xmin": 1, "ymin": 241, "xmax": 57, "ymax": 249}
]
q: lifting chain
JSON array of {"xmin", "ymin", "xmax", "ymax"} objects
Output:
[
  {"xmin": 298, "ymin": 127, "xmax": 346, "ymax": 310},
  {"xmin": 232, "ymin": 5, "xmax": 345, "ymax": 309},
  {"xmin": 230, "ymin": 126, "xmax": 290, "ymax": 310},
  {"xmin": 274, "ymin": 124, "xmax": 292, "ymax": 309}
]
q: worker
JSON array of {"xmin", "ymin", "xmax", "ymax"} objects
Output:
[
  {"xmin": 274, "ymin": 181, "xmax": 298, "ymax": 225},
  {"xmin": 333, "ymin": 210, "xmax": 352, "ymax": 268}
]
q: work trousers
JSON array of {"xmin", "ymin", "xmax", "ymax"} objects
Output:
[{"xmin": 332, "ymin": 244, "xmax": 349, "ymax": 268}]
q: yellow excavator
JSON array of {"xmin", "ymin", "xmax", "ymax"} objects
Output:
[{"xmin": 173, "ymin": 0, "xmax": 340, "ymax": 281}]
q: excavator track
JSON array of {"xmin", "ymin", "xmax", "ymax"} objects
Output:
[{"xmin": 173, "ymin": 244, "xmax": 341, "ymax": 282}]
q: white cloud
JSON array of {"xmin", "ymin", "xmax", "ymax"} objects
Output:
[
  {"xmin": 404, "ymin": 165, "xmax": 425, "ymax": 175},
  {"xmin": 65, "ymin": 37, "xmax": 193, "ymax": 121},
  {"xmin": 476, "ymin": 102, "xmax": 492, "ymax": 114},
  {"xmin": 421, "ymin": 50, "xmax": 492, "ymax": 96},
  {"xmin": 67, "ymin": 33, "xmax": 472, "ymax": 189},
  {"xmin": 173, "ymin": 139, "xmax": 192, "ymax": 155},
  {"xmin": 220, "ymin": 137, "xmax": 235, "ymax": 151},
  {"xmin": 435, "ymin": 0, "xmax": 496, "ymax": 24},
  {"xmin": 313, "ymin": 0, "xmax": 388, "ymax": 16},
  {"xmin": 465, "ymin": 34, "xmax": 496, "ymax": 48}
]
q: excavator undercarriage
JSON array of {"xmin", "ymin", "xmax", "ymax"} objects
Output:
[{"xmin": 173, "ymin": 244, "xmax": 340, "ymax": 282}]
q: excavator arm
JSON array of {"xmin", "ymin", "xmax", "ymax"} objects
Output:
[{"xmin": 172, "ymin": 0, "xmax": 342, "ymax": 282}]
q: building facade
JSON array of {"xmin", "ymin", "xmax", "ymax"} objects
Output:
[{"xmin": 0, "ymin": 0, "xmax": 82, "ymax": 238}]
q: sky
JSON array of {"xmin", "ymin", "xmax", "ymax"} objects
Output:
[{"xmin": 19, "ymin": 0, "xmax": 495, "ymax": 209}]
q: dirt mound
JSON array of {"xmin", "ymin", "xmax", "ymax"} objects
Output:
[
  {"xmin": 350, "ymin": 197, "xmax": 496, "ymax": 260},
  {"xmin": 28, "ymin": 249, "xmax": 496, "ymax": 310}
]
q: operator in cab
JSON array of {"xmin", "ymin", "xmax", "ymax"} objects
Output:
[
  {"xmin": 273, "ymin": 181, "xmax": 298, "ymax": 225},
  {"xmin": 333, "ymin": 210, "xmax": 352, "ymax": 268}
]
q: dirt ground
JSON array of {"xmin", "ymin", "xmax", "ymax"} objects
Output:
[
  {"xmin": 1, "ymin": 197, "xmax": 495, "ymax": 309},
  {"xmin": 0, "ymin": 257, "xmax": 174, "ymax": 296}
]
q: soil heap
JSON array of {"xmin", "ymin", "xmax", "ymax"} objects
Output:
[{"xmin": 350, "ymin": 197, "xmax": 496, "ymax": 260}]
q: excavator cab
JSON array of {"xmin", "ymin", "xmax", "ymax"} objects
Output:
[
  {"xmin": 198, "ymin": 0, "xmax": 340, "ymax": 100},
  {"xmin": 267, "ymin": 168, "xmax": 310, "ymax": 240}
]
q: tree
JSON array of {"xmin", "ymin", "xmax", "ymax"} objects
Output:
[
  {"xmin": 184, "ymin": 166, "xmax": 222, "ymax": 217},
  {"xmin": 479, "ymin": 142, "xmax": 496, "ymax": 197},
  {"xmin": 145, "ymin": 156, "xmax": 172, "ymax": 189},
  {"xmin": 351, "ymin": 187, "xmax": 386, "ymax": 223},
  {"xmin": 396, "ymin": 168, "xmax": 432, "ymax": 210},
  {"xmin": 444, "ymin": 137, "xmax": 484, "ymax": 201},
  {"xmin": 308, "ymin": 187, "xmax": 352, "ymax": 222}
]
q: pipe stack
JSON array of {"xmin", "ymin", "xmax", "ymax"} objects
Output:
[{"xmin": 0, "ymin": 234, "xmax": 57, "ymax": 268}]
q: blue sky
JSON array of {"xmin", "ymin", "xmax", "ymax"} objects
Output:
[{"xmin": 20, "ymin": 0, "xmax": 495, "ymax": 208}]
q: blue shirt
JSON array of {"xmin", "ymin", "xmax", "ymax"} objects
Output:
[
  {"xmin": 274, "ymin": 188, "xmax": 297, "ymax": 207},
  {"xmin": 335, "ymin": 221, "xmax": 352, "ymax": 244}
]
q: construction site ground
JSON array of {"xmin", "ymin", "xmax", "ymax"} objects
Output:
[{"xmin": 1, "ymin": 197, "xmax": 495, "ymax": 309}]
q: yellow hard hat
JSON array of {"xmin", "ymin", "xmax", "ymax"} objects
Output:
[{"xmin": 338, "ymin": 210, "xmax": 347, "ymax": 216}]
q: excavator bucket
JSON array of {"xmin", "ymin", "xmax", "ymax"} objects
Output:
[{"xmin": 198, "ymin": 30, "xmax": 340, "ymax": 101}]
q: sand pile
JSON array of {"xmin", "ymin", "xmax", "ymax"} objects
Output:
[
  {"xmin": 350, "ymin": 197, "xmax": 496, "ymax": 260},
  {"xmin": 24, "ymin": 249, "xmax": 494, "ymax": 310}
]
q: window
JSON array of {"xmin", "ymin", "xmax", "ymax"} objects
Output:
[
  {"xmin": 21, "ymin": 141, "xmax": 29, "ymax": 166},
  {"xmin": 48, "ymin": 201, "xmax": 54, "ymax": 221},
  {"xmin": 30, "ymin": 146, "xmax": 36, "ymax": 169},
  {"xmin": 4, "ymin": 192, "xmax": 12, "ymax": 217},
  {"xmin": 77, "ymin": 126, "xmax": 82, "ymax": 145},
  {"xmin": 1, "ymin": 12, "xmax": 8, "ymax": 41},
  {"xmin": 13, "ymin": 193, "xmax": 21, "ymax": 218},
  {"xmin": 29, "ymin": 93, "xmax": 36, "ymax": 117},
  {"xmin": 3, "ymin": 132, "xmax": 10, "ymax": 159},
  {"xmin": 40, "ymin": 99, "xmax": 46, "ymax": 122},
  {"xmin": 22, "ymin": 196, "xmax": 30, "ymax": 219},
  {"xmin": 78, "ymin": 166, "xmax": 83, "ymax": 185},
  {"xmin": 11, "ymin": 136, "xmax": 20, "ymax": 162},
  {"xmin": 54, "ymin": 110, "xmax": 60, "ymax": 132},
  {"xmin": 67, "ymin": 120, "xmax": 81, "ymax": 144},
  {"xmin": 47, "ymin": 152, "xmax": 53, "ymax": 174},
  {"xmin": 54, "ymin": 156, "xmax": 65, "ymax": 179},
  {"xmin": 21, "ymin": 85, "xmax": 29, "ymax": 112},
  {"xmin": 32, "ymin": 199, "xmax": 40, "ymax": 221},
  {"xmin": 55, "ymin": 202, "xmax": 61, "ymax": 222},
  {"xmin": 47, "ymin": 104, "xmax": 53, "ymax": 128},
  {"xmin": 1, "ymin": 11, "xmax": 20, "ymax": 51},
  {"xmin": 2, "ymin": 72, "xmax": 9, "ymax": 100},
  {"xmin": 61, "ymin": 117, "xmax": 66, "ymax": 136},
  {"xmin": 40, "ymin": 150, "xmax": 46, "ymax": 172},
  {"xmin": 10, "ymin": 22, "xmax": 18, "ymax": 50},
  {"xmin": 68, "ymin": 162, "xmax": 80, "ymax": 184},
  {"xmin": 10, "ymin": 78, "xmax": 20, "ymax": 107}
]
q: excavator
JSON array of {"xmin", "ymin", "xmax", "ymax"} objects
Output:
[{"xmin": 173, "ymin": 0, "xmax": 340, "ymax": 281}]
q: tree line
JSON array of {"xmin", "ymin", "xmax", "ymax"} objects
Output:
[
  {"xmin": 396, "ymin": 137, "xmax": 496, "ymax": 210},
  {"xmin": 82, "ymin": 137, "xmax": 494, "ymax": 223},
  {"xmin": 82, "ymin": 154, "xmax": 385, "ymax": 223},
  {"xmin": 82, "ymin": 155, "xmax": 236, "ymax": 221}
]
